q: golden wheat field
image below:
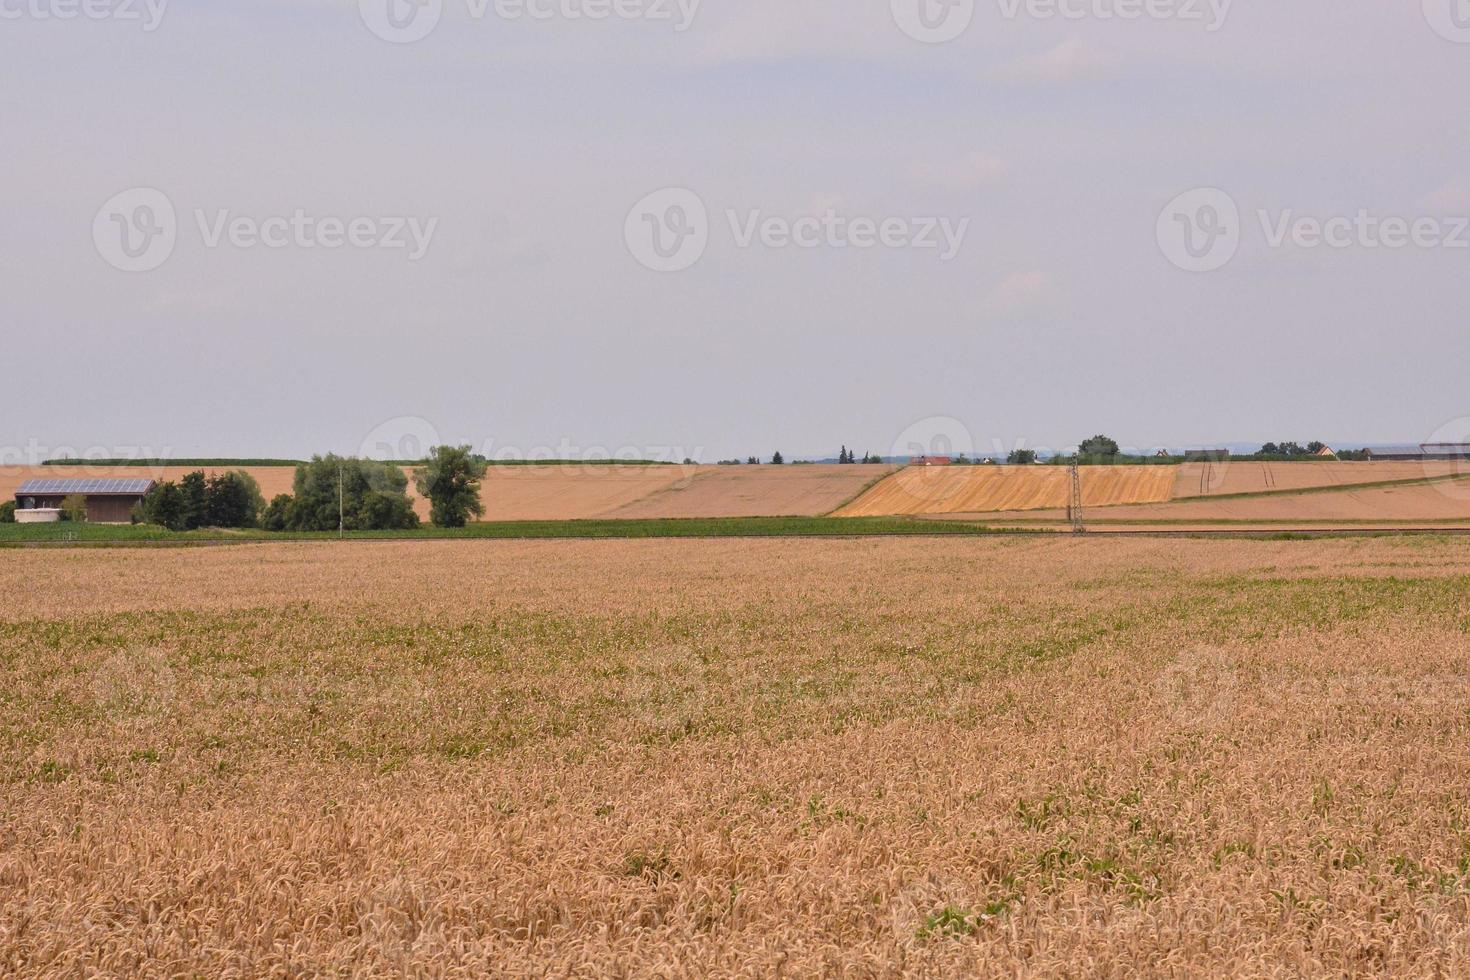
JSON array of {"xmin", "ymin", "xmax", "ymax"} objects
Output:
[
  {"xmin": 836, "ymin": 466, "xmax": 1177, "ymax": 516},
  {"xmin": 4, "ymin": 538, "xmax": 1470, "ymax": 976}
]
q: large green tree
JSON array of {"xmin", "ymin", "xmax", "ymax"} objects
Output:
[
  {"xmin": 286, "ymin": 455, "xmax": 420, "ymax": 532},
  {"xmin": 179, "ymin": 471, "xmax": 208, "ymax": 530},
  {"xmin": 204, "ymin": 471, "xmax": 265, "ymax": 528},
  {"xmin": 259, "ymin": 494, "xmax": 295, "ymax": 532},
  {"xmin": 1079, "ymin": 435, "xmax": 1120, "ymax": 458},
  {"xmin": 414, "ymin": 445, "xmax": 487, "ymax": 528},
  {"xmin": 138, "ymin": 482, "xmax": 188, "ymax": 531}
]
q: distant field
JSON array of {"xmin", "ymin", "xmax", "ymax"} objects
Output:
[
  {"xmin": 473, "ymin": 464, "xmax": 700, "ymax": 521},
  {"xmin": 836, "ymin": 466, "xmax": 1176, "ymax": 516},
  {"xmin": 606, "ymin": 464, "xmax": 897, "ymax": 519},
  {"xmin": 11, "ymin": 461, "xmax": 1470, "ymax": 530},
  {"xmin": 4, "ymin": 537, "xmax": 1470, "ymax": 974},
  {"xmin": 1175, "ymin": 460, "xmax": 1467, "ymax": 497},
  {"xmin": 970, "ymin": 478, "xmax": 1470, "ymax": 525}
]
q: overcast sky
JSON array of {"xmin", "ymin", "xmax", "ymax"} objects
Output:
[{"xmin": 3, "ymin": 1, "xmax": 1468, "ymax": 462}]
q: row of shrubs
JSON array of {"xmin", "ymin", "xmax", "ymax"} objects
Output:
[{"xmin": 134, "ymin": 470, "xmax": 267, "ymax": 531}]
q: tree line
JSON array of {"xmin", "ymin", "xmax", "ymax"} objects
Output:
[{"xmin": 119, "ymin": 446, "xmax": 489, "ymax": 532}]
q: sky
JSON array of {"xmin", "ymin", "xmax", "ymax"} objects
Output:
[{"xmin": 3, "ymin": 0, "xmax": 1469, "ymax": 463}]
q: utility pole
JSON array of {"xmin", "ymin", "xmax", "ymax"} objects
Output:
[
  {"xmin": 1068, "ymin": 459, "xmax": 1086, "ymax": 535},
  {"xmin": 338, "ymin": 464, "xmax": 344, "ymax": 538}
]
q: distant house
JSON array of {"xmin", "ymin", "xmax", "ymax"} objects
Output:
[
  {"xmin": 13, "ymin": 478, "xmax": 155, "ymax": 524},
  {"xmin": 1314, "ymin": 445, "xmax": 1338, "ymax": 458},
  {"xmin": 909, "ymin": 456, "xmax": 953, "ymax": 467}
]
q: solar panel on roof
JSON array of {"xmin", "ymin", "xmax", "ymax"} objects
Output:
[{"xmin": 15, "ymin": 478, "xmax": 155, "ymax": 495}]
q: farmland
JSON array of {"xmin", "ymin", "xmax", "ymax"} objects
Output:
[
  {"xmin": 10, "ymin": 460, "xmax": 1470, "ymax": 534},
  {"xmin": 1174, "ymin": 461, "xmax": 1470, "ymax": 498},
  {"xmin": 473, "ymin": 464, "xmax": 697, "ymax": 521},
  {"xmin": 972, "ymin": 480, "xmax": 1470, "ymax": 526},
  {"xmin": 605, "ymin": 464, "xmax": 897, "ymax": 519},
  {"xmin": 4, "ymin": 537, "xmax": 1470, "ymax": 975},
  {"xmin": 836, "ymin": 466, "xmax": 1176, "ymax": 517}
]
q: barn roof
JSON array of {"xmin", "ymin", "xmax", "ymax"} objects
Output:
[
  {"xmin": 1364, "ymin": 445, "xmax": 1423, "ymax": 458},
  {"xmin": 16, "ymin": 478, "xmax": 155, "ymax": 496},
  {"xmin": 1421, "ymin": 443, "xmax": 1470, "ymax": 458}
]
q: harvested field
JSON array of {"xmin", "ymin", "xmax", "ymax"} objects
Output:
[
  {"xmin": 966, "ymin": 478, "xmax": 1470, "ymax": 525},
  {"xmin": 475, "ymin": 464, "xmax": 697, "ymax": 521},
  {"xmin": 606, "ymin": 464, "xmax": 897, "ymax": 519},
  {"xmin": 1176, "ymin": 460, "xmax": 1469, "ymax": 497},
  {"xmin": 836, "ymin": 465, "xmax": 1176, "ymax": 516},
  {"xmin": 5, "ymin": 538, "xmax": 1470, "ymax": 975}
]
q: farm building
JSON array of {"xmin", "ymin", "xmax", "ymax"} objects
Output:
[
  {"xmin": 909, "ymin": 456, "xmax": 953, "ymax": 467},
  {"xmin": 1364, "ymin": 444, "xmax": 1470, "ymax": 462},
  {"xmin": 1364, "ymin": 445, "xmax": 1425, "ymax": 461},
  {"xmin": 13, "ymin": 478, "xmax": 155, "ymax": 524},
  {"xmin": 1423, "ymin": 443, "xmax": 1470, "ymax": 459}
]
